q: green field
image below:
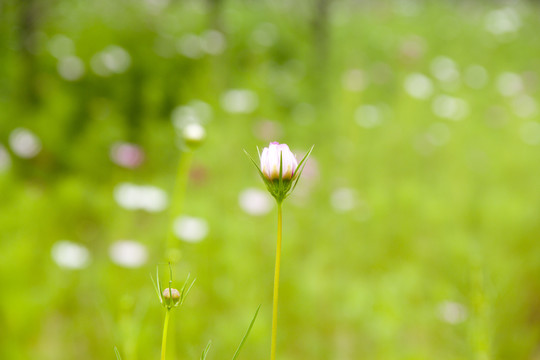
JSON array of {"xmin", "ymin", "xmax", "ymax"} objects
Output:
[{"xmin": 1, "ymin": 0, "xmax": 540, "ymax": 359}]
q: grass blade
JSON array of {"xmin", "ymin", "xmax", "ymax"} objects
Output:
[
  {"xmin": 150, "ymin": 273, "xmax": 162, "ymax": 303},
  {"xmin": 200, "ymin": 340, "xmax": 212, "ymax": 360},
  {"xmin": 231, "ymin": 305, "xmax": 261, "ymax": 360},
  {"xmin": 114, "ymin": 346, "xmax": 122, "ymax": 360}
]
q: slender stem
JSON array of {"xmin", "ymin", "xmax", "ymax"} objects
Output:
[
  {"xmin": 161, "ymin": 310, "xmax": 171, "ymax": 360},
  {"xmin": 271, "ymin": 202, "xmax": 283, "ymax": 360}
]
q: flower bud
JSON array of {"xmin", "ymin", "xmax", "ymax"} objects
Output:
[
  {"xmin": 182, "ymin": 123, "xmax": 206, "ymax": 149},
  {"xmin": 260, "ymin": 142, "xmax": 298, "ymax": 181},
  {"xmin": 162, "ymin": 288, "xmax": 181, "ymax": 307}
]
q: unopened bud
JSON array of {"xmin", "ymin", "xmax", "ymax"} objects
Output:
[
  {"xmin": 182, "ymin": 123, "xmax": 206, "ymax": 149},
  {"xmin": 162, "ymin": 288, "xmax": 181, "ymax": 307},
  {"xmin": 260, "ymin": 142, "xmax": 298, "ymax": 181}
]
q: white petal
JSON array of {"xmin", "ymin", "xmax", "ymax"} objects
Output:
[{"xmin": 260, "ymin": 147, "xmax": 270, "ymax": 177}]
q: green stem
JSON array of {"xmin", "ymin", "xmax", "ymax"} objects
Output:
[
  {"xmin": 166, "ymin": 149, "xmax": 193, "ymax": 257},
  {"xmin": 271, "ymin": 202, "xmax": 283, "ymax": 360},
  {"xmin": 160, "ymin": 310, "xmax": 171, "ymax": 360}
]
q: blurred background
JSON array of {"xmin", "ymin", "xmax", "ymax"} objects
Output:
[{"xmin": 2, "ymin": 0, "xmax": 540, "ymax": 358}]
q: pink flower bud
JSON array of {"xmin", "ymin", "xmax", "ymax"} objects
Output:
[
  {"xmin": 260, "ymin": 142, "xmax": 298, "ymax": 181},
  {"xmin": 162, "ymin": 288, "xmax": 181, "ymax": 307}
]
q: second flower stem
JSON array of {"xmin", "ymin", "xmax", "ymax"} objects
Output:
[
  {"xmin": 161, "ymin": 310, "xmax": 171, "ymax": 360},
  {"xmin": 271, "ymin": 201, "xmax": 283, "ymax": 360}
]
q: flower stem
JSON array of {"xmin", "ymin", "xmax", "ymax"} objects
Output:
[
  {"xmin": 271, "ymin": 201, "xmax": 283, "ymax": 360},
  {"xmin": 160, "ymin": 310, "xmax": 171, "ymax": 360}
]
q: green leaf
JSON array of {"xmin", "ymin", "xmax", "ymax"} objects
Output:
[
  {"xmin": 179, "ymin": 274, "xmax": 196, "ymax": 306},
  {"xmin": 244, "ymin": 149, "xmax": 268, "ymax": 184},
  {"xmin": 231, "ymin": 305, "xmax": 261, "ymax": 360},
  {"xmin": 114, "ymin": 346, "xmax": 122, "ymax": 360},
  {"xmin": 289, "ymin": 145, "xmax": 314, "ymax": 194},
  {"xmin": 150, "ymin": 274, "xmax": 161, "ymax": 303},
  {"xmin": 150, "ymin": 266, "xmax": 162, "ymax": 304},
  {"xmin": 200, "ymin": 340, "xmax": 212, "ymax": 360}
]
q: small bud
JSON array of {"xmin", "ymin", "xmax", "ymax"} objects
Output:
[
  {"xmin": 162, "ymin": 288, "xmax": 181, "ymax": 307},
  {"xmin": 246, "ymin": 141, "xmax": 313, "ymax": 203},
  {"xmin": 260, "ymin": 142, "xmax": 298, "ymax": 181},
  {"xmin": 182, "ymin": 123, "xmax": 206, "ymax": 149}
]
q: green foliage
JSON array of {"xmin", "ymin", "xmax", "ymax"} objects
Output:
[{"xmin": 1, "ymin": 0, "xmax": 540, "ymax": 359}]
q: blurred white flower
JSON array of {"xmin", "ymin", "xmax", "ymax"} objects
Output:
[
  {"xmin": 432, "ymin": 95, "xmax": 469, "ymax": 121},
  {"xmin": 177, "ymin": 33, "xmax": 203, "ymax": 59},
  {"xmin": 355, "ymin": 105, "xmax": 383, "ymax": 128},
  {"xmin": 0, "ymin": 144, "xmax": 11, "ymax": 172},
  {"xmin": 173, "ymin": 215, "xmax": 209, "ymax": 243},
  {"xmin": 330, "ymin": 187, "xmax": 357, "ymax": 213},
  {"xmin": 172, "ymin": 105, "xmax": 201, "ymax": 129},
  {"xmin": 520, "ymin": 121, "xmax": 540, "ymax": 145},
  {"xmin": 104, "ymin": 46, "xmax": 131, "ymax": 73},
  {"xmin": 182, "ymin": 122, "xmax": 206, "ymax": 148},
  {"xmin": 342, "ymin": 69, "xmax": 369, "ymax": 92},
  {"xmin": 109, "ymin": 240, "xmax": 148, "ymax": 268},
  {"xmin": 437, "ymin": 301, "xmax": 468, "ymax": 324},
  {"xmin": 404, "ymin": 73, "xmax": 433, "ymax": 99},
  {"xmin": 239, "ymin": 188, "xmax": 273, "ymax": 216},
  {"xmin": 114, "ymin": 183, "xmax": 168, "ymax": 212},
  {"xmin": 464, "ymin": 65, "xmax": 488, "ymax": 89},
  {"xmin": 144, "ymin": 0, "xmax": 170, "ymax": 12},
  {"xmin": 91, "ymin": 45, "xmax": 131, "ymax": 76},
  {"xmin": 200, "ymin": 30, "xmax": 226, "ymax": 55},
  {"xmin": 497, "ymin": 72, "xmax": 523, "ymax": 97},
  {"xmin": 57, "ymin": 56, "xmax": 85, "ymax": 81},
  {"xmin": 485, "ymin": 8, "xmax": 521, "ymax": 36},
  {"xmin": 47, "ymin": 34, "xmax": 74, "ymax": 59},
  {"xmin": 430, "ymin": 56, "xmax": 459, "ymax": 83},
  {"xmin": 221, "ymin": 89, "xmax": 258, "ymax": 114},
  {"xmin": 512, "ymin": 95, "xmax": 538, "ymax": 118},
  {"xmin": 171, "ymin": 100, "xmax": 212, "ymax": 129},
  {"xmin": 51, "ymin": 241, "xmax": 91, "ymax": 269},
  {"xmin": 110, "ymin": 142, "xmax": 145, "ymax": 168},
  {"xmin": 9, "ymin": 128, "xmax": 42, "ymax": 158}
]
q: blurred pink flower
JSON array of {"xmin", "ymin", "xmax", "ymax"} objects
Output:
[{"xmin": 110, "ymin": 142, "xmax": 144, "ymax": 169}]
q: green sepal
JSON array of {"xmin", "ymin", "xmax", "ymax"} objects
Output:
[{"xmin": 245, "ymin": 145, "xmax": 314, "ymax": 203}]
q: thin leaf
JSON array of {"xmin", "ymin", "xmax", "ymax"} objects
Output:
[
  {"xmin": 200, "ymin": 340, "xmax": 212, "ymax": 360},
  {"xmin": 294, "ymin": 145, "xmax": 314, "ymax": 179},
  {"xmin": 244, "ymin": 149, "xmax": 267, "ymax": 184},
  {"xmin": 114, "ymin": 346, "xmax": 122, "ymax": 360},
  {"xmin": 180, "ymin": 277, "xmax": 196, "ymax": 306},
  {"xmin": 243, "ymin": 149, "xmax": 262, "ymax": 172},
  {"xmin": 150, "ymin": 273, "xmax": 162, "ymax": 304},
  {"xmin": 231, "ymin": 305, "xmax": 261, "ymax": 360},
  {"xmin": 156, "ymin": 266, "xmax": 161, "ymax": 295},
  {"xmin": 179, "ymin": 273, "xmax": 191, "ymax": 294},
  {"xmin": 290, "ymin": 145, "xmax": 314, "ymax": 194}
]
